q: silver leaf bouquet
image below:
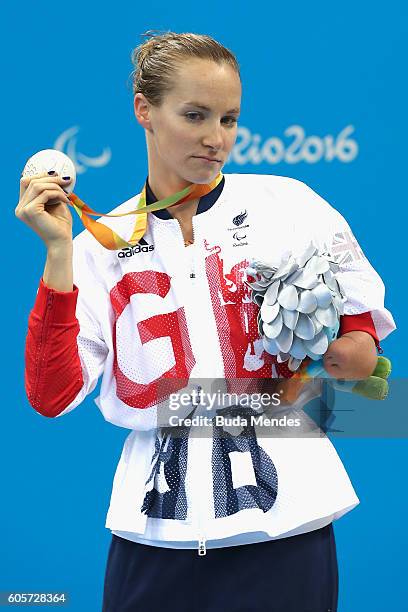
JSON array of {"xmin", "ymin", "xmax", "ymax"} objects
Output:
[{"xmin": 244, "ymin": 243, "xmax": 346, "ymax": 371}]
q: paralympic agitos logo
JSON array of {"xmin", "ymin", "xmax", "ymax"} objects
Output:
[{"xmin": 118, "ymin": 238, "xmax": 154, "ymax": 258}]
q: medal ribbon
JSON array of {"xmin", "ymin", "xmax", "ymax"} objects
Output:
[{"xmin": 66, "ymin": 172, "xmax": 224, "ymax": 250}]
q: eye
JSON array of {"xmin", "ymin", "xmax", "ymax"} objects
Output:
[
  {"xmin": 222, "ymin": 116, "xmax": 238, "ymax": 126},
  {"xmin": 185, "ymin": 112, "xmax": 238, "ymax": 126},
  {"xmin": 185, "ymin": 112, "xmax": 203, "ymax": 122}
]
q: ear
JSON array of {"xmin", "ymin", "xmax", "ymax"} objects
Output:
[{"xmin": 134, "ymin": 93, "xmax": 152, "ymax": 129}]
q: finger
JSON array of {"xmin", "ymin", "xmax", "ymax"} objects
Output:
[
  {"xmin": 16, "ymin": 189, "xmax": 71, "ymax": 217},
  {"xmin": 32, "ymin": 187, "xmax": 71, "ymax": 207},
  {"xmin": 22, "ymin": 180, "xmax": 71, "ymax": 208},
  {"xmin": 19, "ymin": 172, "xmax": 71, "ymax": 198},
  {"xmin": 16, "ymin": 183, "xmax": 63, "ymax": 215},
  {"xmin": 30, "ymin": 175, "xmax": 72, "ymax": 196},
  {"xmin": 45, "ymin": 194, "xmax": 73, "ymax": 207},
  {"xmin": 19, "ymin": 172, "xmax": 54, "ymax": 199}
]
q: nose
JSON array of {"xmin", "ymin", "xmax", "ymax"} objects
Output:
[{"xmin": 201, "ymin": 120, "xmax": 224, "ymax": 152}]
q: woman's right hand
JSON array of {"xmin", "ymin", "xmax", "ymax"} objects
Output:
[{"xmin": 15, "ymin": 172, "xmax": 74, "ymax": 248}]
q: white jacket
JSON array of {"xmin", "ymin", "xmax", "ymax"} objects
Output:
[{"xmin": 55, "ymin": 173, "xmax": 395, "ymax": 554}]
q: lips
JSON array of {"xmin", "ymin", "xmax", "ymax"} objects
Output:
[{"xmin": 194, "ymin": 156, "xmax": 221, "ymax": 162}]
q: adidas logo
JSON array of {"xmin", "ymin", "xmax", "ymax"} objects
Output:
[{"xmin": 118, "ymin": 237, "xmax": 155, "ymax": 258}]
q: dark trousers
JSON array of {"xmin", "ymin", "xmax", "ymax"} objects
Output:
[{"xmin": 102, "ymin": 524, "xmax": 338, "ymax": 612}]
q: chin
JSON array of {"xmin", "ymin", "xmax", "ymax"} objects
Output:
[{"xmin": 184, "ymin": 168, "xmax": 220, "ymax": 185}]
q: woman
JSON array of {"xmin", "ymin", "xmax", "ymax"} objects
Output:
[{"xmin": 17, "ymin": 31, "xmax": 395, "ymax": 611}]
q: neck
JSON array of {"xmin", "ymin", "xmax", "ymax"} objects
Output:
[
  {"xmin": 147, "ymin": 169, "xmax": 193, "ymax": 203},
  {"xmin": 147, "ymin": 169, "xmax": 199, "ymax": 223},
  {"xmin": 168, "ymin": 198, "xmax": 199, "ymax": 224}
]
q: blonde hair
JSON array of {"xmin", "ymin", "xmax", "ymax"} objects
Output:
[{"xmin": 129, "ymin": 30, "xmax": 241, "ymax": 106}]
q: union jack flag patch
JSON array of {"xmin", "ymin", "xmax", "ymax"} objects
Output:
[{"xmin": 331, "ymin": 230, "xmax": 365, "ymax": 265}]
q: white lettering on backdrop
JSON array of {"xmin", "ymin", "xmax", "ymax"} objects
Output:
[{"xmin": 225, "ymin": 124, "xmax": 358, "ymax": 165}]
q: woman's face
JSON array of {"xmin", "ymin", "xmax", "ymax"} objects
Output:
[{"xmin": 135, "ymin": 58, "xmax": 242, "ymax": 186}]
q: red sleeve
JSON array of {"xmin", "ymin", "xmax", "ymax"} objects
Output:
[
  {"xmin": 25, "ymin": 278, "xmax": 84, "ymax": 418},
  {"xmin": 339, "ymin": 312, "xmax": 382, "ymax": 352}
]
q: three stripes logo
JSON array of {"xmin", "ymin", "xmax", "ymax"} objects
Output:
[{"xmin": 118, "ymin": 237, "xmax": 155, "ymax": 258}]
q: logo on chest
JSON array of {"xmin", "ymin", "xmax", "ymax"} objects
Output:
[
  {"xmin": 227, "ymin": 210, "xmax": 249, "ymax": 247},
  {"xmin": 117, "ymin": 237, "xmax": 155, "ymax": 258}
]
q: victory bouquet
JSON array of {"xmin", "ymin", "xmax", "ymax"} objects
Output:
[{"xmin": 244, "ymin": 243, "xmax": 390, "ymax": 403}]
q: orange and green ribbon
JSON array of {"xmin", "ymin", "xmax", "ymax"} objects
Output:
[{"xmin": 66, "ymin": 172, "xmax": 224, "ymax": 250}]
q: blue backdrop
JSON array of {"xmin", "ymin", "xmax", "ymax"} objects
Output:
[{"xmin": 2, "ymin": 1, "xmax": 406, "ymax": 610}]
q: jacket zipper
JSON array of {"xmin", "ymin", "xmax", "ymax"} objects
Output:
[
  {"xmin": 189, "ymin": 218, "xmax": 196, "ymax": 281},
  {"xmin": 191, "ymin": 220, "xmax": 207, "ymax": 555},
  {"xmin": 195, "ymin": 459, "xmax": 207, "ymax": 556},
  {"xmin": 198, "ymin": 536, "xmax": 207, "ymax": 556},
  {"xmin": 180, "ymin": 217, "xmax": 207, "ymax": 554},
  {"xmin": 184, "ymin": 420, "xmax": 207, "ymax": 555},
  {"xmin": 32, "ymin": 292, "xmax": 54, "ymax": 401},
  {"xmin": 191, "ymin": 421, "xmax": 208, "ymax": 556}
]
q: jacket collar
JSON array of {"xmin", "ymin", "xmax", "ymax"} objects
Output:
[{"xmin": 146, "ymin": 175, "xmax": 226, "ymax": 220}]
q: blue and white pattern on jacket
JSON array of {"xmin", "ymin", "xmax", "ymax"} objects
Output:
[
  {"xmin": 212, "ymin": 406, "xmax": 278, "ymax": 518},
  {"xmin": 141, "ymin": 405, "xmax": 278, "ymax": 521},
  {"xmin": 141, "ymin": 427, "xmax": 190, "ymax": 520}
]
